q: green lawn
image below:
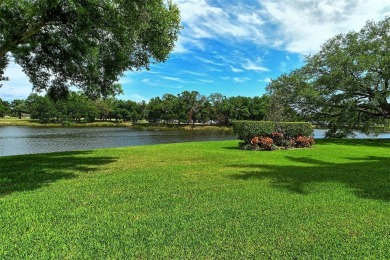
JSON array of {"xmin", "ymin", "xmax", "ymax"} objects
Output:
[{"xmin": 0, "ymin": 139, "xmax": 389, "ymax": 259}]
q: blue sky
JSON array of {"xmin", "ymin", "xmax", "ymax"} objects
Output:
[{"xmin": 1, "ymin": 0, "xmax": 389, "ymax": 102}]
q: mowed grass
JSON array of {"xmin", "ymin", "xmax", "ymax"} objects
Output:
[{"xmin": 0, "ymin": 139, "xmax": 389, "ymax": 259}]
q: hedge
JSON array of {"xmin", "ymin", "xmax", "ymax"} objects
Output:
[{"xmin": 233, "ymin": 121, "xmax": 313, "ymax": 144}]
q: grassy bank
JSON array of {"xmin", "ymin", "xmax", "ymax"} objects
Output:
[
  {"xmin": 133, "ymin": 122, "xmax": 232, "ymax": 131},
  {"xmin": 1, "ymin": 139, "xmax": 389, "ymax": 258}
]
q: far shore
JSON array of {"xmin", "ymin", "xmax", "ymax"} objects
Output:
[
  {"xmin": 0, "ymin": 117, "xmax": 233, "ymax": 131},
  {"xmin": 2, "ymin": 117, "xmax": 388, "ymax": 133}
]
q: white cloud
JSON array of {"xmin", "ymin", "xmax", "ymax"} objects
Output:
[
  {"xmin": 194, "ymin": 56, "xmax": 224, "ymax": 66},
  {"xmin": 264, "ymin": 78, "xmax": 272, "ymax": 83},
  {"xmin": 259, "ymin": 0, "xmax": 390, "ymax": 54},
  {"xmin": 230, "ymin": 66, "xmax": 244, "ymax": 73},
  {"xmin": 173, "ymin": 36, "xmax": 190, "ymax": 53},
  {"xmin": 237, "ymin": 13, "xmax": 264, "ymax": 25},
  {"xmin": 0, "ymin": 62, "xmax": 34, "ymax": 101},
  {"xmin": 242, "ymin": 60, "xmax": 269, "ymax": 72},
  {"xmin": 160, "ymin": 76, "xmax": 187, "ymax": 83},
  {"xmin": 175, "ymin": 0, "xmax": 266, "ymax": 44},
  {"xmin": 119, "ymin": 76, "xmax": 133, "ymax": 85},
  {"xmin": 233, "ymin": 77, "xmax": 250, "ymax": 83},
  {"xmin": 176, "ymin": 0, "xmax": 389, "ymax": 55}
]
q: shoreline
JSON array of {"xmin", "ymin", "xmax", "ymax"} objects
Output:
[
  {"xmin": 1, "ymin": 117, "xmax": 388, "ymax": 133},
  {"xmin": 0, "ymin": 117, "xmax": 233, "ymax": 131}
]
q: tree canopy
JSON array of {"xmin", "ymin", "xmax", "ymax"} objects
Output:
[
  {"xmin": 0, "ymin": 0, "xmax": 181, "ymax": 99},
  {"xmin": 267, "ymin": 17, "xmax": 390, "ymax": 137}
]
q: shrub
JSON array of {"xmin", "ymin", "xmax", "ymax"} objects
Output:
[
  {"xmin": 251, "ymin": 136, "xmax": 260, "ymax": 144},
  {"xmin": 62, "ymin": 121, "xmax": 73, "ymax": 126},
  {"xmin": 259, "ymin": 137, "xmax": 274, "ymax": 150},
  {"xmin": 238, "ymin": 142, "xmax": 253, "ymax": 150},
  {"xmin": 233, "ymin": 121, "xmax": 315, "ymax": 151},
  {"xmin": 233, "ymin": 121, "xmax": 274, "ymax": 143},
  {"xmin": 233, "ymin": 121, "xmax": 313, "ymax": 141},
  {"xmin": 277, "ymin": 122, "xmax": 313, "ymax": 138},
  {"xmin": 271, "ymin": 132, "xmax": 284, "ymax": 146},
  {"xmin": 294, "ymin": 136, "xmax": 315, "ymax": 148},
  {"xmin": 280, "ymin": 138, "xmax": 296, "ymax": 149}
]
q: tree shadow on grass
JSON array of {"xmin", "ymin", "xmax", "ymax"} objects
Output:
[
  {"xmin": 0, "ymin": 151, "xmax": 117, "ymax": 197},
  {"xmin": 316, "ymin": 138, "xmax": 390, "ymax": 148},
  {"xmin": 229, "ymin": 155, "xmax": 390, "ymax": 202}
]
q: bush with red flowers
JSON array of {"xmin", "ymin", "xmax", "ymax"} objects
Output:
[
  {"xmin": 234, "ymin": 121, "xmax": 315, "ymax": 151},
  {"xmin": 294, "ymin": 136, "xmax": 315, "ymax": 148}
]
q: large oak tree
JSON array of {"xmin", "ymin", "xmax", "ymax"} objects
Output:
[
  {"xmin": 0, "ymin": 0, "xmax": 181, "ymax": 99},
  {"xmin": 267, "ymin": 17, "xmax": 390, "ymax": 137}
]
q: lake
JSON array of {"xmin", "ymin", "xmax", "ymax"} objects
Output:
[
  {"xmin": 0, "ymin": 126, "xmax": 235, "ymax": 156},
  {"xmin": 1, "ymin": 126, "xmax": 389, "ymax": 156}
]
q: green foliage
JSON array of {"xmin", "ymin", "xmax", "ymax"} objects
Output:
[
  {"xmin": 0, "ymin": 0, "xmax": 181, "ymax": 98},
  {"xmin": 26, "ymin": 94, "xmax": 57, "ymax": 122},
  {"xmin": 233, "ymin": 121, "xmax": 274, "ymax": 143},
  {"xmin": 7, "ymin": 92, "xmax": 275, "ymax": 126},
  {"xmin": 277, "ymin": 122, "xmax": 314, "ymax": 138},
  {"xmin": 10, "ymin": 99, "xmax": 27, "ymax": 119},
  {"xmin": 0, "ymin": 140, "xmax": 389, "ymax": 258},
  {"xmin": 233, "ymin": 121, "xmax": 313, "ymax": 144},
  {"xmin": 145, "ymin": 92, "xmax": 270, "ymax": 125},
  {"xmin": 267, "ymin": 17, "xmax": 390, "ymax": 136},
  {"xmin": 0, "ymin": 98, "xmax": 6, "ymax": 117}
]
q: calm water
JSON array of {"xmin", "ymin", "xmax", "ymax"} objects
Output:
[
  {"xmin": 1, "ymin": 126, "xmax": 389, "ymax": 156},
  {"xmin": 0, "ymin": 126, "xmax": 235, "ymax": 156}
]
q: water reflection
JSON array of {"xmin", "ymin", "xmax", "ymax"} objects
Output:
[{"xmin": 0, "ymin": 126, "xmax": 235, "ymax": 156}]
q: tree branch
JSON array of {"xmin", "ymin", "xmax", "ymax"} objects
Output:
[{"xmin": 0, "ymin": 22, "xmax": 46, "ymax": 58}]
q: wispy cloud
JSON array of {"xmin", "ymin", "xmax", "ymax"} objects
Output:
[
  {"xmin": 160, "ymin": 76, "xmax": 187, "ymax": 83},
  {"xmin": 194, "ymin": 56, "xmax": 225, "ymax": 66},
  {"xmin": 262, "ymin": 78, "xmax": 272, "ymax": 83},
  {"xmin": 176, "ymin": 0, "xmax": 389, "ymax": 55},
  {"xmin": 119, "ymin": 77, "xmax": 132, "ymax": 85},
  {"xmin": 176, "ymin": 0, "xmax": 266, "ymax": 44},
  {"xmin": 242, "ymin": 60, "xmax": 269, "ymax": 72},
  {"xmin": 198, "ymin": 79, "xmax": 214, "ymax": 83},
  {"xmin": 180, "ymin": 70, "xmax": 208, "ymax": 77},
  {"xmin": 233, "ymin": 77, "xmax": 251, "ymax": 83},
  {"xmin": 230, "ymin": 66, "xmax": 244, "ymax": 73}
]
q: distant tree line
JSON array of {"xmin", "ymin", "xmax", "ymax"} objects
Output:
[{"xmin": 0, "ymin": 91, "xmax": 281, "ymax": 125}]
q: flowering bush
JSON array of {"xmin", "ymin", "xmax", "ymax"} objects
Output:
[
  {"xmin": 235, "ymin": 122, "xmax": 315, "ymax": 151},
  {"xmin": 271, "ymin": 132, "xmax": 284, "ymax": 138},
  {"xmin": 251, "ymin": 136, "xmax": 260, "ymax": 144},
  {"xmin": 295, "ymin": 136, "xmax": 315, "ymax": 148},
  {"xmin": 280, "ymin": 138, "xmax": 296, "ymax": 149},
  {"xmin": 259, "ymin": 137, "xmax": 274, "ymax": 150},
  {"xmin": 271, "ymin": 132, "xmax": 284, "ymax": 146}
]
